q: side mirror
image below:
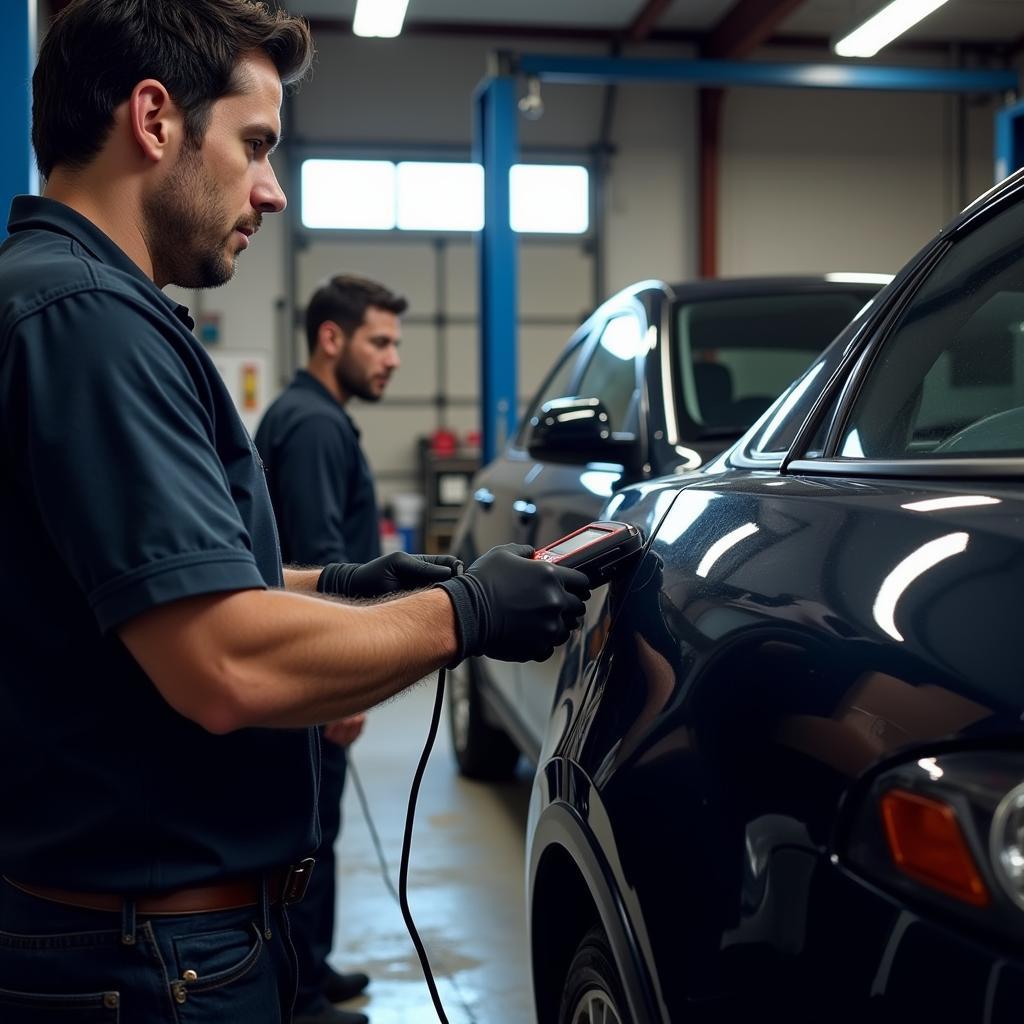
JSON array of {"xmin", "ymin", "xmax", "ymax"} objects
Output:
[{"xmin": 527, "ymin": 396, "xmax": 642, "ymax": 475}]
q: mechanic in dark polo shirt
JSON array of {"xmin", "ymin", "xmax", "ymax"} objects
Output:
[
  {"xmin": 255, "ymin": 275, "xmax": 407, "ymax": 1024},
  {"xmin": 0, "ymin": 2, "xmax": 591, "ymax": 1022}
]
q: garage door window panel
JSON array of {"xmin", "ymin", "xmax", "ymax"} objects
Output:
[{"xmin": 838, "ymin": 202, "xmax": 1024, "ymax": 460}]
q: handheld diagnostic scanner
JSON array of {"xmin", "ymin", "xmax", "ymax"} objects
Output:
[{"xmin": 532, "ymin": 521, "xmax": 643, "ymax": 586}]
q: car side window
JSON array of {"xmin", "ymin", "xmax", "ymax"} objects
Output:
[
  {"xmin": 747, "ymin": 359, "xmax": 830, "ymax": 456},
  {"xmin": 574, "ymin": 314, "xmax": 644, "ymax": 435},
  {"xmin": 839, "ymin": 200, "xmax": 1024, "ymax": 459},
  {"xmin": 516, "ymin": 339, "xmax": 584, "ymax": 449}
]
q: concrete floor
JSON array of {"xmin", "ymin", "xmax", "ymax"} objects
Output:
[{"xmin": 328, "ymin": 678, "xmax": 537, "ymax": 1024}]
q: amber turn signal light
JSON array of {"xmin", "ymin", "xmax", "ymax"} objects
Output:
[{"xmin": 880, "ymin": 788, "xmax": 989, "ymax": 907}]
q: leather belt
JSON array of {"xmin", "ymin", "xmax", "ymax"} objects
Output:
[{"xmin": 4, "ymin": 858, "xmax": 315, "ymax": 916}]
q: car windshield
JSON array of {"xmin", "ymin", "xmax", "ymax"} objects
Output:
[{"xmin": 674, "ymin": 289, "xmax": 877, "ymax": 439}]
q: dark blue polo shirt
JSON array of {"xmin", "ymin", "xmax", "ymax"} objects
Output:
[
  {"xmin": 255, "ymin": 371, "xmax": 381, "ymax": 566},
  {"xmin": 0, "ymin": 196, "xmax": 318, "ymax": 892}
]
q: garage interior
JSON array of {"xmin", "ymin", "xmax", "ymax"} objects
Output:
[{"xmin": 5, "ymin": 2, "xmax": 1024, "ymax": 1023}]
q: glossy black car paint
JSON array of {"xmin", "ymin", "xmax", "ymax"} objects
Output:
[
  {"xmin": 527, "ymin": 174, "xmax": 1024, "ymax": 1023},
  {"xmin": 453, "ymin": 276, "xmax": 883, "ymax": 762}
]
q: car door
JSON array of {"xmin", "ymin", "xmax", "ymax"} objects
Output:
[{"xmin": 517, "ymin": 305, "xmax": 648, "ymax": 742}]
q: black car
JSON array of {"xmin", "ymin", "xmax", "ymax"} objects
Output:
[
  {"xmin": 526, "ymin": 170, "xmax": 1024, "ymax": 1023},
  {"xmin": 449, "ymin": 275, "xmax": 887, "ymax": 779}
]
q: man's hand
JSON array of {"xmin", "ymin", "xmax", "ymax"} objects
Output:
[
  {"xmin": 318, "ymin": 552, "xmax": 462, "ymax": 598},
  {"xmin": 323, "ymin": 714, "xmax": 367, "ymax": 747},
  {"xmin": 435, "ymin": 543, "xmax": 591, "ymax": 664}
]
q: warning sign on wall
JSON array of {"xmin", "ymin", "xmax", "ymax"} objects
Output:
[{"xmin": 211, "ymin": 353, "xmax": 267, "ymax": 434}]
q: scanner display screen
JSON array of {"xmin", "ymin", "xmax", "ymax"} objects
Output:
[{"xmin": 546, "ymin": 528, "xmax": 609, "ymax": 557}]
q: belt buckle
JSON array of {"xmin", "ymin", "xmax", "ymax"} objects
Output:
[{"xmin": 281, "ymin": 858, "xmax": 315, "ymax": 905}]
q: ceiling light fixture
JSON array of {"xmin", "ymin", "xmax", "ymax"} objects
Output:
[
  {"xmin": 834, "ymin": 0, "xmax": 950, "ymax": 59},
  {"xmin": 353, "ymin": 0, "xmax": 410, "ymax": 38}
]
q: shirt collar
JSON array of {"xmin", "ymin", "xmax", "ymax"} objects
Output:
[
  {"xmin": 293, "ymin": 370, "xmax": 360, "ymax": 437},
  {"xmin": 7, "ymin": 195, "xmax": 195, "ymax": 330}
]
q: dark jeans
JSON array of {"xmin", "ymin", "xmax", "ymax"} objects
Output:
[
  {"xmin": 291, "ymin": 739, "xmax": 346, "ymax": 1015},
  {"xmin": 0, "ymin": 876, "xmax": 298, "ymax": 1023}
]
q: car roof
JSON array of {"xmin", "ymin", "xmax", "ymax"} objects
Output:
[
  {"xmin": 957, "ymin": 165, "xmax": 1024, "ymax": 223},
  {"xmin": 662, "ymin": 274, "xmax": 890, "ymax": 302}
]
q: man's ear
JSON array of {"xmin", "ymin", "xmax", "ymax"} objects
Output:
[
  {"xmin": 318, "ymin": 320, "xmax": 345, "ymax": 357},
  {"xmin": 127, "ymin": 79, "xmax": 182, "ymax": 164}
]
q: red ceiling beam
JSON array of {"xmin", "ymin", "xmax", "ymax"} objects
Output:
[
  {"xmin": 698, "ymin": 1, "xmax": 808, "ymax": 278},
  {"xmin": 627, "ymin": 0, "xmax": 675, "ymax": 43},
  {"xmin": 704, "ymin": 0, "xmax": 807, "ymax": 58}
]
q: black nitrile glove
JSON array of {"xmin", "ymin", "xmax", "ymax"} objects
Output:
[
  {"xmin": 318, "ymin": 552, "xmax": 463, "ymax": 598},
  {"xmin": 434, "ymin": 543, "xmax": 591, "ymax": 665}
]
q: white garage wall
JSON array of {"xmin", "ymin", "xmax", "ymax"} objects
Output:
[{"xmin": 718, "ymin": 45, "xmax": 1000, "ymax": 276}]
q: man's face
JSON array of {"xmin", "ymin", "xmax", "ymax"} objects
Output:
[
  {"xmin": 334, "ymin": 306, "xmax": 402, "ymax": 403},
  {"xmin": 144, "ymin": 52, "xmax": 286, "ymax": 289}
]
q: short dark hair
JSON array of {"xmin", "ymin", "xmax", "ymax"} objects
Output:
[
  {"xmin": 305, "ymin": 275, "xmax": 409, "ymax": 355},
  {"xmin": 32, "ymin": 0, "xmax": 315, "ymax": 179}
]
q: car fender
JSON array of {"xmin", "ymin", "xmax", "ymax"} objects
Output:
[{"xmin": 528, "ymin": 756, "xmax": 668, "ymax": 1024}]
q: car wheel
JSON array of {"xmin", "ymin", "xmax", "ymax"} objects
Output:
[
  {"xmin": 446, "ymin": 658, "xmax": 520, "ymax": 780},
  {"xmin": 558, "ymin": 926, "xmax": 631, "ymax": 1024}
]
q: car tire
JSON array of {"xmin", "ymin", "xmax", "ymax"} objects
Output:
[
  {"xmin": 446, "ymin": 658, "xmax": 520, "ymax": 780},
  {"xmin": 558, "ymin": 925, "xmax": 631, "ymax": 1024}
]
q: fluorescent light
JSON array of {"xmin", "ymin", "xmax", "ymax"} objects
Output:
[
  {"xmin": 353, "ymin": 0, "xmax": 410, "ymax": 38},
  {"xmin": 834, "ymin": 0, "xmax": 950, "ymax": 58}
]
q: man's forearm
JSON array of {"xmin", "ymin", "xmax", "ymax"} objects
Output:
[
  {"xmin": 283, "ymin": 567, "xmax": 322, "ymax": 593},
  {"xmin": 119, "ymin": 587, "xmax": 459, "ymax": 733}
]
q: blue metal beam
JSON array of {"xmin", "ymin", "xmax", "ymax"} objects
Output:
[
  {"xmin": 995, "ymin": 99, "xmax": 1024, "ymax": 183},
  {"xmin": 1, "ymin": 0, "xmax": 37, "ymax": 239},
  {"xmin": 517, "ymin": 54, "xmax": 1018, "ymax": 94},
  {"xmin": 473, "ymin": 76, "xmax": 519, "ymax": 464}
]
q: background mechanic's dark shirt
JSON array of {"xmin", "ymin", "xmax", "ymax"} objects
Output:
[
  {"xmin": 0, "ymin": 196, "xmax": 318, "ymax": 892},
  {"xmin": 255, "ymin": 371, "xmax": 381, "ymax": 566}
]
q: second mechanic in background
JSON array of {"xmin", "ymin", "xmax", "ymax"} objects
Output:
[{"xmin": 256, "ymin": 274, "xmax": 407, "ymax": 1024}]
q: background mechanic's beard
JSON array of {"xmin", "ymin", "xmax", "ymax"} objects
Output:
[
  {"xmin": 143, "ymin": 147, "xmax": 238, "ymax": 290},
  {"xmin": 335, "ymin": 353, "xmax": 383, "ymax": 403}
]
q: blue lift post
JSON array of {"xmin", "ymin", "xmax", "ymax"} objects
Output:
[
  {"xmin": 995, "ymin": 97, "xmax": 1024, "ymax": 184},
  {"xmin": 473, "ymin": 74, "xmax": 519, "ymax": 464},
  {"xmin": 2, "ymin": 0, "xmax": 37, "ymax": 240},
  {"xmin": 474, "ymin": 55, "xmax": 1018, "ymax": 463}
]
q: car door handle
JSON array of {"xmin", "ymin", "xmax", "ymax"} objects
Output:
[
  {"xmin": 513, "ymin": 499, "xmax": 538, "ymax": 522},
  {"xmin": 474, "ymin": 487, "xmax": 495, "ymax": 509}
]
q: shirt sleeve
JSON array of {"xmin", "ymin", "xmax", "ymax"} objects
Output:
[
  {"xmin": 1, "ymin": 288, "xmax": 267, "ymax": 632},
  {"xmin": 272, "ymin": 414, "xmax": 356, "ymax": 566}
]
